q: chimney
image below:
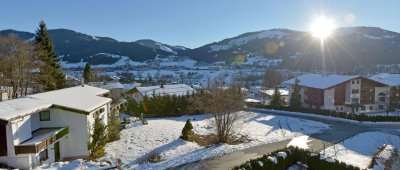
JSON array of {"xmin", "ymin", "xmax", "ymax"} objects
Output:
[{"xmin": 81, "ymin": 78, "xmax": 85, "ymax": 87}]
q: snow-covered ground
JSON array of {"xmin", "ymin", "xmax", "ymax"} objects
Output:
[
  {"xmin": 104, "ymin": 112, "xmax": 329, "ymax": 169},
  {"xmin": 322, "ymin": 131, "xmax": 400, "ymax": 169}
]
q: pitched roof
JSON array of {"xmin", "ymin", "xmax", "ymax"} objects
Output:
[
  {"xmin": 369, "ymin": 73, "xmax": 400, "ymax": 86},
  {"xmin": 259, "ymin": 88, "xmax": 290, "ymax": 96},
  {"xmin": 136, "ymin": 84, "xmax": 195, "ymax": 97},
  {"xmin": 87, "ymin": 81, "xmax": 124, "ymax": 90},
  {"xmin": 0, "ymin": 86, "xmax": 111, "ymax": 121},
  {"xmin": 283, "ymin": 73, "xmax": 360, "ymax": 89}
]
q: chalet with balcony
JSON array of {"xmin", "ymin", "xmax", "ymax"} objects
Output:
[
  {"xmin": 0, "ymin": 86, "xmax": 112, "ymax": 169},
  {"xmin": 370, "ymin": 73, "xmax": 400, "ymax": 110},
  {"xmin": 284, "ymin": 74, "xmax": 388, "ymax": 114}
]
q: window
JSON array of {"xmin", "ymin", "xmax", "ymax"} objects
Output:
[
  {"xmin": 355, "ymin": 107, "xmax": 359, "ymax": 112},
  {"xmin": 39, "ymin": 111, "xmax": 50, "ymax": 121},
  {"xmin": 379, "ymin": 97, "xmax": 386, "ymax": 102},
  {"xmin": 351, "ymin": 98, "xmax": 359, "ymax": 103},
  {"xmin": 379, "ymin": 105, "xmax": 384, "ymax": 110},
  {"xmin": 352, "ymin": 81, "xmax": 355, "ymax": 84},
  {"xmin": 352, "ymin": 89, "xmax": 359, "ymax": 94},
  {"xmin": 100, "ymin": 108, "xmax": 105, "ymax": 113},
  {"xmin": 356, "ymin": 80, "xmax": 359, "ymax": 84},
  {"xmin": 369, "ymin": 106, "xmax": 373, "ymax": 110},
  {"xmin": 370, "ymin": 89, "xmax": 373, "ymax": 92},
  {"xmin": 361, "ymin": 106, "xmax": 365, "ymax": 111},
  {"xmin": 39, "ymin": 149, "xmax": 48, "ymax": 162}
]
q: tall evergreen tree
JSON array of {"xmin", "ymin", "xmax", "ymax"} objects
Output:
[
  {"xmin": 289, "ymin": 78, "xmax": 302, "ymax": 109},
  {"xmin": 263, "ymin": 68, "xmax": 283, "ymax": 88},
  {"xmin": 83, "ymin": 63, "xmax": 92, "ymax": 82},
  {"xmin": 35, "ymin": 21, "xmax": 66, "ymax": 91},
  {"xmin": 270, "ymin": 86, "xmax": 284, "ymax": 107}
]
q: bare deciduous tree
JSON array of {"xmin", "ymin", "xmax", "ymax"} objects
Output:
[
  {"xmin": 0, "ymin": 36, "xmax": 38, "ymax": 98},
  {"xmin": 190, "ymin": 86, "xmax": 245, "ymax": 142}
]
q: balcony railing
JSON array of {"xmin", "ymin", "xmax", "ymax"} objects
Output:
[{"xmin": 14, "ymin": 127, "xmax": 69, "ymax": 155}]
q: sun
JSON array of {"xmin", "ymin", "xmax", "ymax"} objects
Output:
[{"xmin": 310, "ymin": 16, "xmax": 335, "ymax": 39}]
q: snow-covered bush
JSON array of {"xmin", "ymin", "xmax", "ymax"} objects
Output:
[{"xmin": 234, "ymin": 147, "xmax": 360, "ymax": 170}]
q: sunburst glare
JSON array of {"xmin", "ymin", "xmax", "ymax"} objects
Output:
[{"xmin": 310, "ymin": 16, "xmax": 335, "ymax": 39}]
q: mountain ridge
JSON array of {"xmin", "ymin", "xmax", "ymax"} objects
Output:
[{"xmin": 1, "ymin": 26, "xmax": 400, "ymax": 71}]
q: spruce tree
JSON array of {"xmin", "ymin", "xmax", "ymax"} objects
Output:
[
  {"xmin": 88, "ymin": 113, "xmax": 107, "ymax": 158},
  {"xmin": 83, "ymin": 63, "xmax": 92, "ymax": 82},
  {"xmin": 107, "ymin": 110, "xmax": 121, "ymax": 142},
  {"xmin": 180, "ymin": 119, "xmax": 194, "ymax": 141},
  {"xmin": 270, "ymin": 86, "xmax": 284, "ymax": 107},
  {"xmin": 289, "ymin": 78, "xmax": 302, "ymax": 109},
  {"xmin": 35, "ymin": 21, "xmax": 66, "ymax": 91}
]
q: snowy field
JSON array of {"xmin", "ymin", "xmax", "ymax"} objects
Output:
[
  {"xmin": 322, "ymin": 131, "xmax": 400, "ymax": 169},
  {"xmin": 103, "ymin": 111, "xmax": 329, "ymax": 169}
]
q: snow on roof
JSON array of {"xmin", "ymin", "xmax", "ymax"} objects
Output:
[
  {"xmin": 122, "ymin": 83, "xmax": 141, "ymax": 91},
  {"xmin": 259, "ymin": 88, "xmax": 290, "ymax": 96},
  {"xmin": 369, "ymin": 73, "xmax": 400, "ymax": 86},
  {"xmin": 87, "ymin": 81, "xmax": 124, "ymax": 90},
  {"xmin": 283, "ymin": 73, "xmax": 360, "ymax": 89},
  {"xmin": 136, "ymin": 84, "xmax": 195, "ymax": 97},
  {"xmin": 0, "ymin": 86, "xmax": 111, "ymax": 121},
  {"xmin": 245, "ymin": 98, "xmax": 260, "ymax": 103}
]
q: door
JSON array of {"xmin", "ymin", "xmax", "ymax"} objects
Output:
[{"xmin": 54, "ymin": 142, "xmax": 60, "ymax": 161}]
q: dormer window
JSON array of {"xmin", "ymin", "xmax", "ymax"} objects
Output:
[{"xmin": 39, "ymin": 111, "xmax": 50, "ymax": 121}]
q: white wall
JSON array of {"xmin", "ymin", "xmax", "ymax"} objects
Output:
[
  {"xmin": 323, "ymin": 88, "xmax": 335, "ymax": 110},
  {"xmin": 0, "ymin": 123, "xmax": 34, "ymax": 169},
  {"xmin": 30, "ymin": 113, "xmax": 40, "ymax": 132},
  {"xmin": 39, "ymin": 108, "xmax": 90, "ymax": 158},
  {"xmin": 11, "ymin": 116, "xmax": 32, "ymax": 145}
]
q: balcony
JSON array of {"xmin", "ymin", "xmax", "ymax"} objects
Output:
[
  {"xmin": 110, "ymin": 98, "xmax": 127, "ymax": 112},
  {"xmin": 14, "ymin": 127, "xmax": 69, "ymax": 155}
]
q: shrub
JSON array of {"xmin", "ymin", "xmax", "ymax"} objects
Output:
[
  {"xmin": 180, "ymin": 119, "xmax": 194, "ymax": 141},
  {"xmin": 234, "ymin": 146, "xmax": 360, "ymax": 170}
]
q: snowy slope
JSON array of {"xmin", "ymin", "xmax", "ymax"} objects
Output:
[{"xmin": 104, "ymin": 112, "xmax": 329, "ymax": 169}]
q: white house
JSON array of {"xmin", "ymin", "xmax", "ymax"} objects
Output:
[
  {"xmin": 258, "ymin": 88, "xmax": 290, "ymax": 105},
  {"xmin": 131, "ymin": 84, "xmax": 195, "ymax": 103},
  {"xmin": 0, "ymin": 86, "xmax": 112, "ymax": 169},
  {"xmin": 370, "ymin": 73, "xmax": 400, "ymax": 110},
  {"xmin": 284, "ymin": 73, "xmax": 389, "ymax": 114}
]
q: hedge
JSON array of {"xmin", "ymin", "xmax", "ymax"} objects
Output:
[
  {"xmin": 253, "ymin": 105, "xmax": 400, "ymax": 122},
  {"xmin": 233, "ymin": 146, "xmax": 359, "ymax": 170}
]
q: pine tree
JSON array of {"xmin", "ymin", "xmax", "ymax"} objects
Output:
[
  {"xmin": 88, "ymin": 113, "xmax": 107, "ymax": 158},
  {"xmin": 270, "ymin": 86, "xmax": 284, "ymax": 107},
  {"xmin": 107, "ymin": 110, "xmax": 121, "ymax": 142},
  {"xmin": 35, "ymin": 21, "xmax": 66, "ymax": 91},
  {"xmin": 289, "ymin": 78, "xmax": 302, "ymax": 109},
  {"xmin": 83, "ymin": 63, "xmax": 92, "ymax": 82},
  {"xmin": 180, "ymin": 119, "xmax": 194, "ymax": 141}
]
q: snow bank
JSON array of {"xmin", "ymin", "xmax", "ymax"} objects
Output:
[
  {"xmin": 104, "ymin": 112, "xmax": 329, "ymax": 169},
  {"xmin": 34, "ymin": 159, "xmax": 109, "ymax": 170},
  {"xmin": 322, "ymin": 131, "xmax": 400, "ymax": 169},
  {"xmin": 287, "ymin": 135, "xmax": 310, "ymax": 149}
]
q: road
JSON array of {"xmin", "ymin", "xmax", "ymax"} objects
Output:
[{"xmin": 173, "ymin": 109, "xmax": 399, "ymax": 170}]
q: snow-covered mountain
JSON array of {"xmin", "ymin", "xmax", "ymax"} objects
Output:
[
  {"xmin": 1, "ymin": 26, "xmax": 400, "ymax": 71},
  {"xmin": 183, "ymin": 27, "xmax": 400, "ymax": 71}
]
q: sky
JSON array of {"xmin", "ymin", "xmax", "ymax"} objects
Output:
[{"xmin": 1, "ymin": 0, "xmax": 399, "ymax": 48}]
